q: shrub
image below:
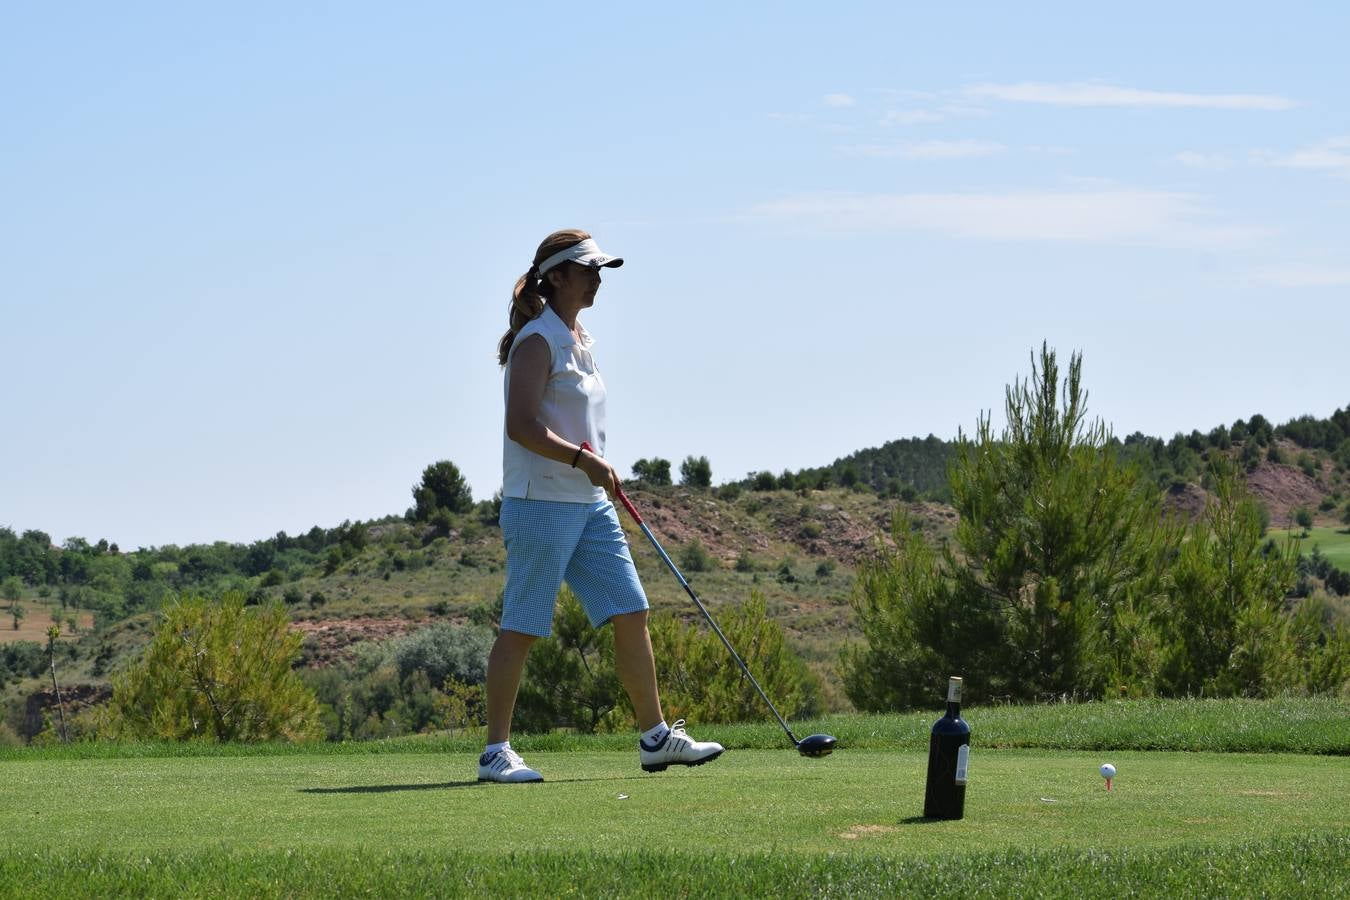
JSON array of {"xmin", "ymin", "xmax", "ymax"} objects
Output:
[
  {"xmin": 515, "ymin": 589, "xmax": 624, "ymax": 734},
  {"xmin": 1240, "ymin": 441, "xmax": 1263, "ymax": 471},
  {"xmin": 387, "ymin": 622, "xmax": 493, "ymax": 688},
  {"xmin": 1160, "ymin": 464, "xmax": 1302, "ymax": 697},
  {"xmin": 679, "ymin": 456, "xmax": 713, "ymax": 489},
  {"xmin": 752, "ymin": 471, "xmax": 778, "ymax": 492},
  {"xmin": 648, "ymin": 593, "xmax": 818, "ymax": 723},
  {"xmin": 1, "ymin": 641, "xmax": 46, "ymax": 680},
  {"xmin": 301, "ymin": 620, "xmax": 493, "ymax": 742},
  {"xmin": 716, "ymin": 483, "xmax": 742, "ymax": 502},
  {"xmin": 412, "ymin": 460, "xmax": 474, "ymax": 520},
  {"xmin": 107, "ymin": 593, "xmax": 321, "ymax": 742},
  {"xmin": 631, "ymin": 458, "xmax": 672, "ymax": 486},
  {"xmin": 477, "ymin": 491, "xmax": 503, "ymax": 526},
  {"xmin": 680, "ymin": 539, "xmax": 714, "ymax": 573},
  {"xmin": 1298, "ymin": 453, "xmax": 1319, "ymax": 479}
]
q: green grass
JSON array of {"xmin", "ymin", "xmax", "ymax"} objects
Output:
[
  {"xmin": 3, "ymin": 703, "xmax": 1348, "ymax": 896},
  {"xmin": 5, "ymin": 697, "xmax": 1345, "ymax": 760},
  {"xmin": 1268, "ymin": 525, "xmax": 1350, "ymax": 569},
  {"xmin": 6, "ymin": 748, "xmax": 1345, "ymax": 852},
  {"xmin": 2, "ymin": 748, "xmax": 1347, "ymax": 897},
  {"xmin": 2, "ymin": 836, "xmax": 1346, "ymax": 898}
]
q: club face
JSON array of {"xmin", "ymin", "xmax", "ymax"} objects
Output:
[{"xmin": 797, "ymin": 733, "xmax": 837, "ymax": 757}]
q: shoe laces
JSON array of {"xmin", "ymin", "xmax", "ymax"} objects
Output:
[
  {"xmin": 670, "ymin": 719, "xmax": 688, "ymax": 737},
  {"xmin": 498, "ymin": 747, "xmax": 526, "ymax": 768}
]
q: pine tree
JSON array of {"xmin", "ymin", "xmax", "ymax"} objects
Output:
[
  {"xmin": 844, "ymin": 345, "xmax": 1179, "ymax": 708},
  {"xmin": 1160, "ymin": 459, "xmax": 1301, "ymax": 697}
]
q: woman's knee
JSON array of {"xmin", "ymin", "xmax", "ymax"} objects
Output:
[
  {"xmin": 610, "ymin": 609, "xmax": 649, "ymax": 631},
  {"xmin": 493, "ymin": 630, "xmax": 539, "ymax": 653}
]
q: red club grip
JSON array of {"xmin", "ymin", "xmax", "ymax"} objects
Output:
[{"xmin": 580, "ymin": 441, "xmax": 644, "ymax": 525}]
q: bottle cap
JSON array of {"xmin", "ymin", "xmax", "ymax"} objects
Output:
[{"xmin": 947, "ymin": 676, "xmax": 962, "ymax": 703}]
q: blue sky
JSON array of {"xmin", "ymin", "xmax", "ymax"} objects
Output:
[{"xmin": 4, "ymin": 2, "xmax": 1348, "ymax": 549}]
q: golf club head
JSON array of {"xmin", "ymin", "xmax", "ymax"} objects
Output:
[{"xmin": 797, "ymin": 733, "xmax": 837, "ymax": 757}]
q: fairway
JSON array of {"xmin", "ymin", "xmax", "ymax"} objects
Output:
[
  {"xmin": 4, "ymin": 748, "xmax": 1346, "ymax": 855},
  {"xmin": 1268, "ymin": 525, "xmax": 1350, "ymax": 569},
  {"xmin": 3, "ymin": 702, "xmax": 1349, "ymax": 895}
]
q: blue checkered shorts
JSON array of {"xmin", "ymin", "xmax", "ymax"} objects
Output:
[{"xmin": 499, "ymin": 497, "xmax": 649, "ymax": 637}]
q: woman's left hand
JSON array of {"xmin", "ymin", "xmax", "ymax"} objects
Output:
[{"xmin": 577, "ymin": 450, "xmax": 621, "ymax": 498}]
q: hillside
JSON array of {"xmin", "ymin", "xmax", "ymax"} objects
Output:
[{"xmin": 5, "ymin": 403, "xmax": 1350, "ymax": 743}]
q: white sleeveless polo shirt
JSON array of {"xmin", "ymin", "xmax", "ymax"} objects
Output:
[{"xmin": 502, "ymin": 306, "xmax": 607, "ymax": 502}]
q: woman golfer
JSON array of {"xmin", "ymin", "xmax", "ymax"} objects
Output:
[{"xmin": 479, "ymin": 228, "xmax": 723, "ymax": 783}]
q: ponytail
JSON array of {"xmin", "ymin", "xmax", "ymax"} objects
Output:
[
  {"xmin": 496, "ymin": 228, "xmax": 592, "ymax": 366},
  {"xmin": 497, "ymin": 265, "xmax": 545, "ymax": 365}
]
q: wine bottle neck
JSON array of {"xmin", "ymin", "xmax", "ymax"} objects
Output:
[{"xmin": 946, "ymin": 700, "xmax": 961, "ymax": 718}]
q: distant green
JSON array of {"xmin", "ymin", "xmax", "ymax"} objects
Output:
[{"xmin": 1269, "ymin": 525, "xmax": 1350, "ymax": 569}]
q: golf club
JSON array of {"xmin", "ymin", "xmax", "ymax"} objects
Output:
[{"xmin": 583, "ymin": 444, "xmax": 837, "ymax": 758}]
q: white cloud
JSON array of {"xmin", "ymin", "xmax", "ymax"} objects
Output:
[
  {"xmin": 1266, "ymin": 136, "xmax": 1350, "ymax": 175},
  {"xmin": 823, "ymin": 93, "xmax": 857, "ymax": 108},
  {"xmin": 1174, "ymin": 151, "xmax": 1234, "ymax": 169},
  {"xmin": 880, "ymin": 104, "xmax": 988, "ymax": 127},
  {"xmin": 966, "ymin": 82, "xmax": 1297, "ymax": 111},
  {"xmin": 1251, "ymin": 265, "xmax": 1350, "ymax": 287},
  {"xmin": 843, "ymin": 140, "xmax": 1006, "ymax": 160},
  {"xmin": 874, "ymin": 89, "xmax": 940, "ymax": 102},
  {"xmin": 881, "ymin": 109, "xmax": 945, "ymax": 126},
  {"xmin": 750, "ymin": 189, "xmax": 1270, "ymax": 248}
]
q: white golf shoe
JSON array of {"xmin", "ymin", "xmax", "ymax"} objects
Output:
[
  {"xmin": 639, "ymin": 720, "xmax": 724, "ymax": 773},
  {"xmin": 478, "ymin": 747, "xmax": 543, "ymax": 783}
]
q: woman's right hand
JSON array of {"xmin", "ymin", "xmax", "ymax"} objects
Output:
[{"xmin": 577, "ymin": 449, "xmax": 621, "ymax": 498}]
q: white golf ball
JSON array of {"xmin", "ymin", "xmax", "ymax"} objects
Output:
[{"xmin": 1100, "ymin": 763, "xmax": 1117, "ymax": 778}]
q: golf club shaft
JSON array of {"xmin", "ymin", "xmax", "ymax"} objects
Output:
[{"xmin": 606, "ymin": 478, "xmax": 801, "ymax": 746}]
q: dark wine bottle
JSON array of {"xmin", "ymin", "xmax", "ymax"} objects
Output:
[{"xmin": 923, "ymin": 675, "xmax": 971, "ymax": 820}]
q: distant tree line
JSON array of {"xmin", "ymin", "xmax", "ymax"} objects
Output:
[
  {"xmin": 0, "ymin": 522, "xmax": 390, "ymax": 628},
  {"xmin": 1116, "ymin": 407, "xmax": 1350, "ymax": 492},
  {"xmin": 0, "ymin": 463, "xmax": 498, "ymax": 630},
  {"xmin": 710, "ymin": 404, "xmax": 1350, "ymax": 502},
  {"xmin": 734, "ymin": 436, "xmax": 957, "ymax": 500}
]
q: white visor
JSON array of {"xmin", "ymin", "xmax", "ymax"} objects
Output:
[{"xmin": 536, "ymin": 238, "xmax": 624, "ymax": 277}]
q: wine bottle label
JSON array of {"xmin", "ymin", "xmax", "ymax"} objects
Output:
[
  {"xmin": 947, "ymin": 676, "xmax": 962, "ymax": 703},
  {"xmin": 955, "ymin": 744, "xmax": 969, "ymax": 784}
]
